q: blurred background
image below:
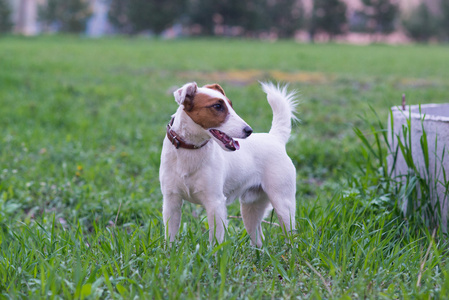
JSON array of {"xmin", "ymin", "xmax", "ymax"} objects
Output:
[{"xmin": 2, "ymin": 0, "xmax": 449, "ymax": 43}]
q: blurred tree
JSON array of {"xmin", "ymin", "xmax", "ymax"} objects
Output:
[
  {"xmin": 0, "ymin": 0, "xmax": 12, "ymax": 33},
  {"xmin": 361, "ymin": 0, "xmax": 399, "ymax": 34},
  {"xmin": 265, "ymin": 0, "xmax": 304, "ymax": 38},
  {"xmin": 130, "ymin": 0, "xmax": 186, "ymax": 34},
  {"xmin": 348, "ymin": 10, "xmax": 370, "ymax": 33},
  {"xmin": 62, "ymin": 0, "xmax": 92, "ymax": 32},
  {"xmin": 108, "ymin": 0, "xmax": 186, "ymax": 34},
  {"xmin": 440, "ymin": 0, "xmax": 449, "ymax": 40},
  {"xmin": 108, "ymin": 0, "xmax": 130, "ymax": 33},
  {"xmin": 402, "ymin": 3, "xmax": 439, "ymax": 42},
  {"xmin": 39, "ymin": 0, "xmax": 92, "ymax": 33},
  {"xmin": 189, "ymin": 0, "xmax": 258, "ymax": 35},
  {"xmin": 189, "ymin": 0, "xmax": 303, "ymax": 38},
  {"xmin": 187, "ymin": 0, "xmax": 213, "ymax": 35},
  {"xmin": 39, "ymin": 0, "xmax": 58, "ymax": 31},
  {"xmin": 309, "ymin": 0, "xmax": 347, "ymax": 41}
]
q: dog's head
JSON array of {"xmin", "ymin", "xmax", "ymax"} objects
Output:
[{"xmin": 174, "ymin": 82, "xmax": 252, "ymax": 151}]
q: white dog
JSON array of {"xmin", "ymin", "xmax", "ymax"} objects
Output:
[{"xmin": 159, "ymin": 82, "xmax": 297, "ymax": 247}]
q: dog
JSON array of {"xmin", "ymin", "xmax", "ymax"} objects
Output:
[{"xmin": 159, "ymin": 82, "xmax": 297, "ymax": 247}]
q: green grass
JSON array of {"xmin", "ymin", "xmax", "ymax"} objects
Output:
[{"xmin": 1, "ymin": 35, "xmax": 449, "ymax": 298}]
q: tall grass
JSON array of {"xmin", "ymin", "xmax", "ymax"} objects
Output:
[
  {"xmin": 354, "ymin": 106, "xmax": 449, "ymax": 233},
  {"xmin": 2, "ymin": 190, "xmax": 448, "ymax": 298}
]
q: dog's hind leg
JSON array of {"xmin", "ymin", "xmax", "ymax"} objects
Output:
[
  {"xmin": 162, "ymin": 194, "xmax": 183, "ymax": 243},
  {"xmin": 264, "ymin": 182, "xmax": 296, "ymax": 234},
  {"xmin": 265, "ymin": 190, "xmax": 296, "ymax": 237},
  {"xmin": 269, "ymin": 196, "xmax": 296, "ymax": 235},
  {"xmin": 263, "ymin": 169, "xmax": 296, "ymax": 237},
  {"xmin": 240, "ymin": 194, "xmax": 270, "ymax": 247}
]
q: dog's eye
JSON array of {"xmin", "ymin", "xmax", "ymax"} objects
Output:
[{"xmin": 212, "ymin": 103, "xmax": 224, "ymax": 111}]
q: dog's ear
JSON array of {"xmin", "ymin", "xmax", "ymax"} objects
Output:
[
  {"xmin": 204, "ymin": 83, "xmax": 226, "ymax": 96},
  {"xmin": 174, "ymin": 82, "xmax": 198, "ymax": 109}
]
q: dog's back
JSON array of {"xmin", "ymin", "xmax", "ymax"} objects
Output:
[
  {"xmin": 219, "ymin": 84, "xmax": 298, "ymax": 246},
  {"xmin": 222, "ymin": 82, "xmax": 298, "ymax": 194}
]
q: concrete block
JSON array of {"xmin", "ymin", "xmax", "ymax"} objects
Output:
[{"xmin": 388, "ymin": 104, "xmax": 449, "ymax": 230}]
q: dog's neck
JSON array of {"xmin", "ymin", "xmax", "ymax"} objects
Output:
[{"xmin": 170, "ymin": 106, "xmax": 211, "ymax": 148}]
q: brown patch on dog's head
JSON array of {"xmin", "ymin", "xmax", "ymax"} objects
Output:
[
  {"xmin": 184, "ymin": 93, "xmax": 229, "ymax": 129},
  {"xmin": 204, "ymin": 84, "xmax": 225, "ymax": 96},
  {"xmin": 204, "ymin": 83, "xmax": 233, "ymax": 107}
]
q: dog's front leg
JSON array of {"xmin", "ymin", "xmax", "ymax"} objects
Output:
[
  {"xmin": 162, "ymin": 193, "xmax": 183, "ymax": 243},
  {"xmin": 204, "ymin": 201, "xmax": 227, "ymax": 244}
]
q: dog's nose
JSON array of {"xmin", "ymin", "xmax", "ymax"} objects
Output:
[{"xmin": 243, "ymin": 126, "xmax": 253, "ymax": 137}]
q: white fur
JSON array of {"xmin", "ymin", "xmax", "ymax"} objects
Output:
[
  {"xmin": 174, "ymin": 82, "xmax": 198, "ymax": 105},
  {"xmin": 160, "ymin": 82, "xmax": 297, "ymax": 247}
]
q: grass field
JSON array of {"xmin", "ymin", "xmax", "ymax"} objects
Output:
[{"xmin": 1, "ymin": 36, "xmax": 449, "ymax": 298}]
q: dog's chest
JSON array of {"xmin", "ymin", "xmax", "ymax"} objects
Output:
[{"xmin": 161, "ymin": 149, "xmax": 215, "ymax": 203}]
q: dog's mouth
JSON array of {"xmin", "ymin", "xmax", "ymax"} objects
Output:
[{"xmin": 209, "ymin": 129, "xmax": 240, "ymax": 151}]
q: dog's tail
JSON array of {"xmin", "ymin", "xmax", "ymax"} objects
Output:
[{"xmin": 261, "ymin": 82, "xmax": 299, "ymax": 144}]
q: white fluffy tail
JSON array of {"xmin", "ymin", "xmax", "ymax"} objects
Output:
[{"xmin": 261, "ymin": 82, "xmax": 298, "ymax": 144}]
